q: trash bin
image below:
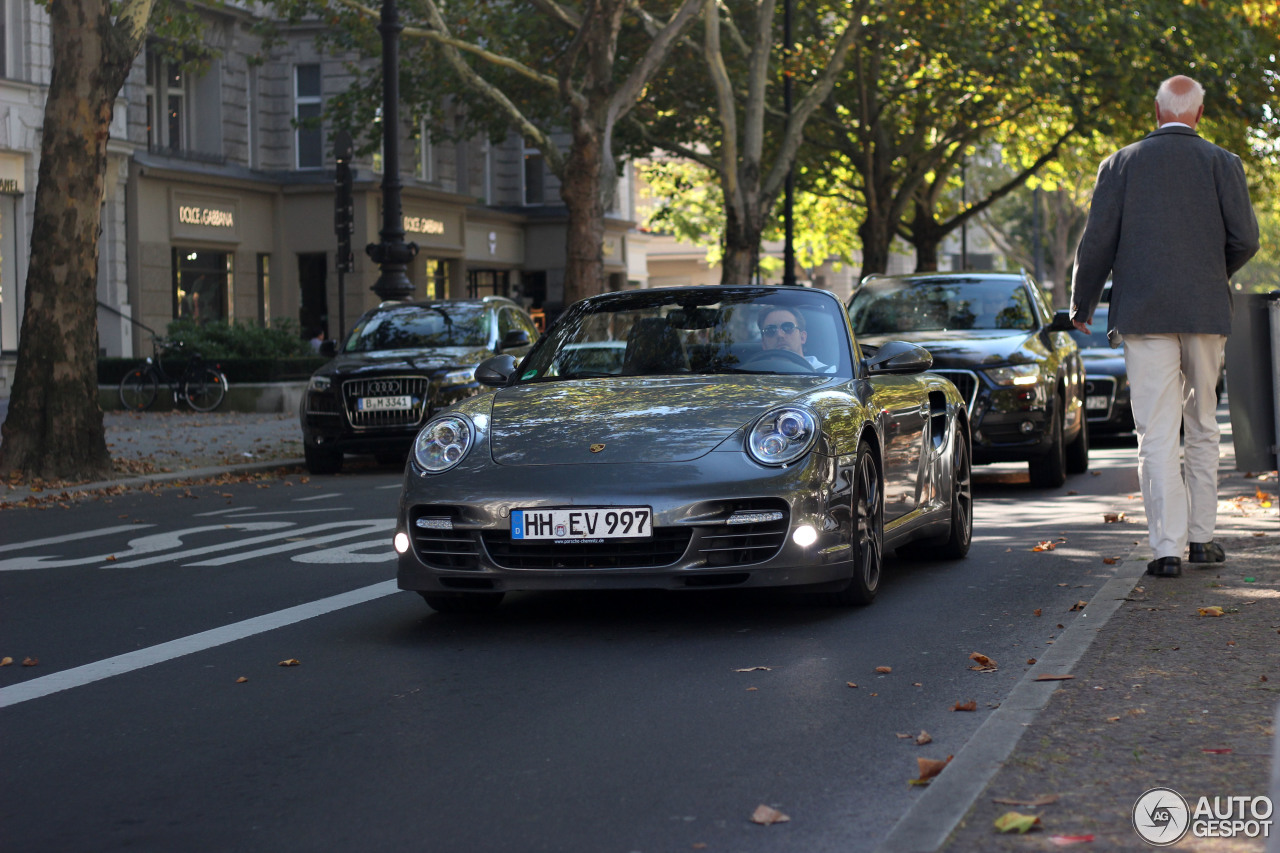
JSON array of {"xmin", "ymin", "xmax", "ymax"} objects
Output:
[{"xmin": 1224, "ymin": 290, "xmax": 1280, "ymax": 472}]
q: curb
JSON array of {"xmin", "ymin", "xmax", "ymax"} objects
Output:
[{"xmin": 875, "ymin": 538, "xmax": 1150, "ymax": 853}]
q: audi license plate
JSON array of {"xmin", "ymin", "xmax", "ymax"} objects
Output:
[
  {"xmin": 357, "ymin": 395, "xmax": 412, "ymax": 412},
  {"xmin": 1085, "ymin": 394, "xmax": 1109, "ymax": 411},
  {"xmin": 511, "ymin": 507, "xmax": 652, "ymax": 541}
]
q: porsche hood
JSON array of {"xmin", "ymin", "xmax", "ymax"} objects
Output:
[{"xmin": 486, "ymin": 376, "xmax": 824, "ymax": 465}]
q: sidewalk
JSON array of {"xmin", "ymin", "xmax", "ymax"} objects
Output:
[
  {"xmin": 921, "ymin": 415, "xmax": 1279, "ymax": 851},
  {"xmin": 1, "ymin": 405, "xmax": 306, "ymax": 507}
]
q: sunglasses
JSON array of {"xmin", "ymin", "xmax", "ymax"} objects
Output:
[{"xmin": 759, "ymin": 322, "xmax": 799, "ymax": 337}]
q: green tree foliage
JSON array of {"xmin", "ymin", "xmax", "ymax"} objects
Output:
[{"xmin": 166, "ymin": 318, "xmax": 313, "ymax": 360}]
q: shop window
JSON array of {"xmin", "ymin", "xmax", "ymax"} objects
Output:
[
  {"xmin": 173, "ymin": 249, "xmax": 233, "ymax": 323},
  {"xmin": 467, "ymin": 269, "xmax": 509, "ymax": 299},
  {"xmin": 257, "ymin": 254, "xmax": 271, "ymax": 324},
  {"xmin": 523, "ymin": 141, "xmax": 544, "ymax": 206},
  {"xmin": 423, "ymin": 258, "xmax": 448, "ymax": 300},
  {"xmin": 295, "ymin": 64, "xmax": 323, "ymax": 169}
]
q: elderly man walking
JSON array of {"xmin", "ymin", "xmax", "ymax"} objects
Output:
[{"xmin": 1071, "ymin": 74, "xmax": 1259, "ymax": 578}]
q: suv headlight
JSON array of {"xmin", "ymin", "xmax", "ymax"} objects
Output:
[
  {"xmin": 308, "ymin": 375, "xmax": 332, "ymax": 392},
  {"xmin": 747, "ymin": 407, "xmax": 818, "ymax": 466},
  {"xmin": 984, "ymin": 364, "xmax": 1040, "ymax": 386},
  {"xmin": 441, "ymin": 367, "xmax": 476, "ymax": 386},
  {"xmin": 413, "ymin": 415, "xmax": 474, "ymax": 473}
]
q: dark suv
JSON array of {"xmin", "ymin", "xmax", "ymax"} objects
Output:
[
  {"xmin": 848, "ymin": 272, "xmax": 1088, "ymax": 487},
  {"xmin": 300, "ymin": 297, "xmax": 539, "ymax": 474}
]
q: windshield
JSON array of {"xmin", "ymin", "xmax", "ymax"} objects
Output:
[
  {"xmin": 343, "ymin": 305, "xmax": 490, "ymax": 352},
  {"xmin": 849, "ymin": 278, "xmax": 1037, "ymax": 334},
  {"xmin": 518, "ymin": 288, "xmax": 854, "ymax": 381}
]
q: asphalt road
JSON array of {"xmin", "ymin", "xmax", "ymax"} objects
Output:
[{"xmin": 1, "ymin": 441, "xmax": 1146, "ymax": 853}]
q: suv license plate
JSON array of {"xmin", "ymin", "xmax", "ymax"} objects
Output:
[
  {"xmin": 358, "ymin": 395, "xmax": 412, "ymax": 412},
  {"xmin": 511, "ymin": 507, "xmax": 652, "ymax": 541}
]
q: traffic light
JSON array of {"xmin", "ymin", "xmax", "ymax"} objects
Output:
[{"xmin": 334, "ymin": 131, "xmax": 355, "ymax": 274}]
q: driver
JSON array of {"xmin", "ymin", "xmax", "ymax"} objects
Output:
[{"xmin": 758, "ymin": 307, "xmax": 829, "ymax": 371}]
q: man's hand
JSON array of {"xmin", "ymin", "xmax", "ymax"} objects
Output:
[{"xmin": 1073, "ymin": 320, "xmax": 1091, "ymax": 334}]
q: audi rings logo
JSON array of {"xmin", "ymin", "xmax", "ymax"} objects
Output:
[
  {"xmin": 366, "ymin": 379, "xmax": 402, "ymax": 395},
  {"xmin": 1133, "ymin": 787, "xmax": 1190, "ymax": 846}
]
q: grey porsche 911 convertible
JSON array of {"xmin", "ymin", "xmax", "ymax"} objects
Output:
[{"xmin": 393, "ymin": 285, "xmax": 972, "ymax": 613}]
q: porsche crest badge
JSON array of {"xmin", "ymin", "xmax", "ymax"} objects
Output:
[{"xmin": 589, "ymin": 443, "xmax": 606, "ymax": 453}]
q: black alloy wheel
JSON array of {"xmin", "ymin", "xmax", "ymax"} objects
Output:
[{"xmin": 820, "ymin": 439, "xmax": 884, "ymax": 606}]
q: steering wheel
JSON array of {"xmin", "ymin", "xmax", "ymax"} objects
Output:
[{"xmin": 741, "ymin": 348, "xmax": 815, "ymax": 372}]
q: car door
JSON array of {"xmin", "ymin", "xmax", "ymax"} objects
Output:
[{"xmin": 870, "ymin": 375, "xmax": 931, "ymax": 521}]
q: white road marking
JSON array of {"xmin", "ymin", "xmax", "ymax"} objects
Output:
[
  {"xmin": 0, "ymin": 523, "xmax": 292, "ymax": 572},
  {"xmin": 222, "ymin": 508, "xmax": 354, "ymax": 518},
  {"xmin": 186, "ymin": 520, "xmax": 395, "ymax": 566},
  {"xmin": 100, "ymin": 520, "xmax": 388, "ymax": 569},
  {"xmin": 291, "ymin": 538, "xmax": 396, "ymax": 564},
  {"xmin": 295, "ymin": 493, "xmax": 344, "ymax": 502},
  {"xmin": 0, "ymin": 581, "xmax": 400, "ymax": 708},
  {"xmin": 3, "ymin": 525, "xmax": 156, "ymax": 552}
]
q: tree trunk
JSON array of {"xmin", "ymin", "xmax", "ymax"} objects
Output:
[
  {"xmin": 0, "ymin": 0, "xmax": 150, "ymax": 480},
  {"xmin": 856, "ymin": 215, "xmax": 893, "ymax": 282},
  {"xmin": 558, "ymin": 115, "xmax": 607, "ymax": 310},
  {"xmin": 721, "ymin": 201, "xmax": 761, "ymax": 284}
]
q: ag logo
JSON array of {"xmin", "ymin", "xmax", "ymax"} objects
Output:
[{"xmin": 1132, "ymin": 787, "xmax": 1190, "ymax": 845}]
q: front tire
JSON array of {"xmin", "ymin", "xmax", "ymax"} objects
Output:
[
  {"xmin": 184, "ymin": 367, "xmax": 228, "ymax": 412},
  {"xmin": 817, "ymin": 439, "xmax": 884, "ymax": 606},
  {"xmin": 1028, "ymin": 398, "xmax": 1067, "ymax": 488},
  {"xmin": 304, "ymin": 443, "xmax": 343, "ymax": 475},
  {"xmin": 119, "ymin": 369, "xmax": 158, "ymax": 411}
]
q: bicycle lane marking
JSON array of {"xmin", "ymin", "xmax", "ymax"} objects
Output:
[
  {"xmin": 99, "ymin": 520, "xmax": 393, "ymax": 569},
  {"xmin": 0, "ymin": 580, "xmax": 399, "ymax": 709},
  {"xmin": 4, "ymin": 525, "xmax": 156, "ymax": 552},
  {"xmin": 0, "ymin": 522, "xmax": 292, "ymax": 572}
]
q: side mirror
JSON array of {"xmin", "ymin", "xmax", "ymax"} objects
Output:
[
  {"xmin": 1045, "ymin": 309, "xmax": 1075, "ymax": 333},
  {"xmin": 476, "ymin": 354, "xmax": 519, "ymax": 387},
  {"xmin": 499, "ymin": 329, "xmax": 531, "ymax": 351},
  {"xmin": 865, "ymin": 340, "xmax": 933, "ymax": 375}
]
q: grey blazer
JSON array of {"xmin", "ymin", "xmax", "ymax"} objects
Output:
[{"xmin": 1070, "ymin": 126, "xmax": 1259, "ymax": 336}]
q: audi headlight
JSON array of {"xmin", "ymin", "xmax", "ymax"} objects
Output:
[
  {"xmin": 413, "ymin": 415, "xmax": 474, "ymax": 473},
  {"xmin": 984, "ymin": 364, "xmax": 1041, "ymax": 386},
  {"xmin": 308, "ymin": 375, "xmax": 332, "ymax": 392},
  {"xmin": 747, "ymin": 407, "xmax": 818, "ymax": 466},
  {"xmin": 441, "ymin": 367, "xmax": 475, "ymax": 386}
]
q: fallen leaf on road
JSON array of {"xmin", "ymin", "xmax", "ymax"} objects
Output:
[
  {"xmin": 278, "ymin": 658, "xmax": 301, "ymax": 667},
  {"xmin": 235, "ymin": 677, "xmax": 248, "ymax": 683},
  {"xmin": 1032, "ymin": 541, "xmax": 1055, "ymax": 552},
  {"xmin": 1069, "ymin": 600, "xmax": 1087, "ymax": 612},
  {"xmin": 915, "ymin": 730, "xmax": 932, "ymax": 745},
  {"xmin": 1033, "ymin": 674, "xmax": 1075, "ymax": 681},
  {"xmin": 846, "ymin": 682, "xmax": 859, "ymax": 688},
  {"xmin": 994, "ymin": 811, "xmax": 1042, "ymax": 834},
  {"xmin": 749, "ymin": 804, "xmax": 790, "ymax": 825},
  {"xmin": 1103, "ymin": 512, "xmax": 1125, "ymax": 522},
  {"xmin": 0, "ymin": 657, "xmax": 11, "ymax": 666},
  {"xmin": 1102, "ymin": 557, "xmax": 1117, "ymax": 565},
  {"xmin": 953, "ymin": 700, "xmax": 977, "ymax": 712},
  {"xmin": 1198, "ymin": 606, "xmax": 1225, "ymax": 617},
  {"xmin": 969, "ymin": 652, "xmax": 998, "ymax": 672},
  {"xmin": 896, "ymin": 732, "xmax": 913, "ymax": 739},
  {"xmin": 1106, "ymin": 716, "xmax": 1120, "ymax": 722},
  {"xmin": 875, "ymin": 666, "xmax": 892, "ymax": 673},
  {"xmin": 22, "ymin": 657, "xmax": 38, "ymax": 666},
  {"xmin": 1048, "ymin": 835, "xmax": 1094, "ymax": 845},
  {"xmin": 911, "ymin": 755, "xmax": 952, "ymax": 785},
  {"xmin": 993, "ymin": 794, "xmax": 1060, "ymax": 807},
  {"xmin": 1027, "ymin": 658, "xmax": 1037, "ymax": 665},
  {"xmin": 1033, "ymin": 608, "xmax": 1042, "ymax": 616},
  {"xmin": 735, "ymin": 666, "xmax": 771, "ymax": 672},
  {"xmin": 1202, "ymin": 748, "xmax": 1233, "ymax": 754}
]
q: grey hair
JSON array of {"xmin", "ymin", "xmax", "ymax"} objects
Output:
[{"xmin": 1156, "ymin": 76, "xmax": 1204, "ymax": 118}]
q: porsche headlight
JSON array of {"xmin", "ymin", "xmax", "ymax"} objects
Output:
[
  {"xmin": 747, "ymin": 407, "xmax": 818, "ymax": 466},
  {"xmin": 308, "ymin": 375, "xmax": 332, "ymax": 392},
  {"xmin": 413, "ymin": 415, "xmax": 474, "ymax": 473},
  {"xmin": 441, "ymin": 367, "xmax": 475, "ymax": 386},
  {"xmin": 984, "ymin": 363, "xmax": 1041, "ymax": 386}
]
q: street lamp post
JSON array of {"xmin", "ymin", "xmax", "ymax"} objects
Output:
[{"xmin": 366, "ymin": 0, "xmax": 417, "ymax": 302}]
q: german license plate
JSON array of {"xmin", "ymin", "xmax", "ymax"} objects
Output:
[
  {"xmin": 1086, "ymin": 394, "xmax": 1109, "ymax": 411},
  {"xmin": 357, "ymin": 395, "xmax": 412, "ymax": 412},
  {"xmin": 511, "ymin": 507, "xmax": 652, "ymax": 541}
]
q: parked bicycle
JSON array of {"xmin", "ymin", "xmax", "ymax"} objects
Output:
[{"xmin": 118, "ymin": 336, "xmax": 229, "ymax": 412}]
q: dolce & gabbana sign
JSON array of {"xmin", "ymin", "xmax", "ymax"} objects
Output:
[{"xmin": 172, "ymin": 192, "xmax": 240, "ymax": 241}]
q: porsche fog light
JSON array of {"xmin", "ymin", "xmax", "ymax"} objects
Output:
[
  {"xmin": 792, "ymin": 525, "xmax": 818, "ymax": 547},
  {"xmin": 394, "ymin": 532, "xmax": 411, "ymax": 554},
  {"xmin": 747, "ymin": 407, "xmax": 817, "ymax": 466},
  {"xmin": 414, "ymin": 415, "xmax": 474, "ymax": 473}
]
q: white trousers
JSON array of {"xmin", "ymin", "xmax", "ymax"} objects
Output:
[{"xmin": 1123, "ymin": 333, "xmax": 1225, "ymax": 559}]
